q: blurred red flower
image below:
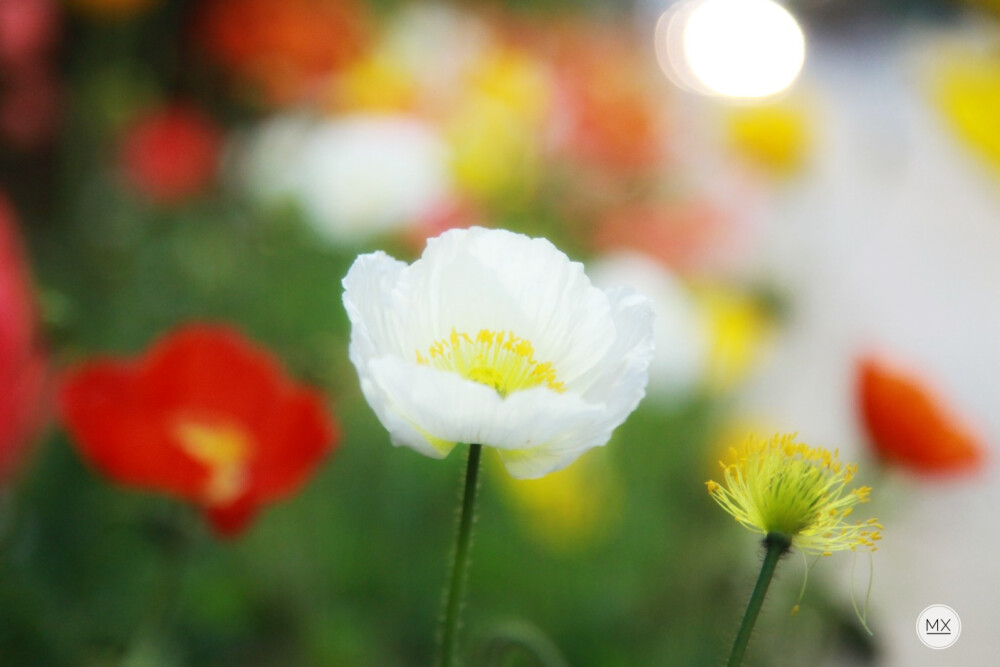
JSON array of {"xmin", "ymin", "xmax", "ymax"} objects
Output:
[
  {"xmin": 0, "ymin": 66, "xmax": 61, "ymax": 150},
  {"xmin": 120, "ymin": 105, "xmax": 221, "ymax": 204},
  {"xmin": 0, "ymin": 0, "xmax": 59, "ymax": 69},
  {"xmin": 0, "ymin": 194, "xmax": 48, "ymax": 481},
  {"xmin": 545, "ymin": 25, "xmax": 662, "ymax": 172},
  {"xmin": 592, "ymin": 200, "xmax": 734, "ymax": 276},
  {"xmin": 59, "ymin": 326, "xmax": 337, "ymax": 536},
  {"xmin": 857, "ymin": 356, "xmax": 986, "ymax": 475},
  {"xmin": 0, "ymin": 0, "xmax": 61, "ymax": 151},
  {"xmin": 196, "ymin": 0, "xmax": 369, "ymax": 106}
]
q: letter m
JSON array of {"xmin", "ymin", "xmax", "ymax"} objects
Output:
[{"xmin": 926, "ymin": 619, "xmax": 949, "ymax": 632}]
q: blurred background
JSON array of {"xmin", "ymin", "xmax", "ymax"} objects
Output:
[{"xmin": 2, "ymin": 0, "xmax": 999, "ymax": 664}]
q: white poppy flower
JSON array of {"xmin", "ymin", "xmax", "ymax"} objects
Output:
[{"xmin": 342, "ymin": 227, "xmax": 655, "ymax": 479}]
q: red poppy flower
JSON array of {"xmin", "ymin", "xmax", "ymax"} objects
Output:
[
  {"xmin": 59, "ymin": 325, "xmax": 337, "ymax": 536},
  {"xmin": 119, "ymin": 105, "xmax": 221, "ymax": 204},
  {"xmin": 856, "ymin": 355, "xmax": 985, "ymax": 475},
  {"xmin": 0, "ymin": 193, "xmax": 47, "ymax": 480}
]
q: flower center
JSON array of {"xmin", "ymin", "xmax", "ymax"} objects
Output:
[
  {"xmin": 416, "ymin": 328, "xmax": 565, "ymax": 397},
  {"xmin": 175, "ymin": 420, "xmax": 252, "ymax": 505}
]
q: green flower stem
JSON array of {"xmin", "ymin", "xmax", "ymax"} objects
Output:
[
  {"xmin": 439, "ymin": 443, "xmax": 483, "ymax": 667},
  {"xmin": 475, "ymin": 620, "xmax": 571, "ymax": 667},
  {"xmin": 123, "ymin": 504, "xmax": 198, "ymax": 666},
  {"xmin": 726, "ymin": 531, "xmax": 792, "ymax": 667}
]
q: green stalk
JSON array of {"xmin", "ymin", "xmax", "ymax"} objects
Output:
[
  {"xmin": 475, "ymin": 619, "xmax": 571, "ymax": 667},
  {"xmin": 122, "ymin": 503, "xmax": 197, "ymax": 666},
  {"xmin": 726, "ymin": 532, "xmax": 791, "ymax": 667},
  {"xmin": 438, "ymin": 444, "xmax": 483, "ymax": 667}
]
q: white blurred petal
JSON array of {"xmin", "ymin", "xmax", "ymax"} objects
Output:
[
  {"xmin": 234, "ymin": 114, "xmax": 454, "ymax": 242},
  {"xmin": 296, "ymin": 116, "xmax": 452, "ymax": 241},
  {"xmin": 589, "ymin": 253, "xmax": 708, "ymax": 398}
]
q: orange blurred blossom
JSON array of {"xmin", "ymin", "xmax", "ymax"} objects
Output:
[{"xmin": 857, "ymin": 355, "xmax": 985, "ymax": 475}]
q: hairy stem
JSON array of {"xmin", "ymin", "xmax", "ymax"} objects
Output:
[
  {"xmin": 726, "ymin": 532, "xmax": 791, "ymax": 667},
  {"xmin": 439, "ymin": 444, "xmax": 483, "ymax": 667}
]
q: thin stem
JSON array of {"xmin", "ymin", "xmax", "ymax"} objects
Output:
[
  {"xmin": 439, "ymin": 444, "xmax": 483, "ymax": 667},
  {"xmin": 475, "ymin": 619, "xmax": 571, "ymax": 667},
  {"xmin": 121, "ymin": 503, "xmax": 198, "ymax": 666},
  {"xmin": 726, "ymin": 532, "xmax": 791, "ymax": 667}
]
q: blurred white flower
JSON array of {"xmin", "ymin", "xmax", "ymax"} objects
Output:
[
  {"xmin": 233, "ymin": 114, "xmax": 453, "ymax": 242},
  {"xmin": 588, "ymin": 253, "xmax": 708, "ymax": 399},
  {"xmin": 342, "ymin": 227, "xmax": 655, "ymax": 479},
  {"xmin": 380, "ymin": 3, "xmax": 492, "ymax": 113},
  {"xmin": 229, "ymin": 113, "xmax": 314, "ymax": 206}
]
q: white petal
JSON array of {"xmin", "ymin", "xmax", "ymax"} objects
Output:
[
  {"xmin": 497, "ymin": 429, "xmax": 611, "ymax": 479},
  {"xmin": 589, "ymin": 253, "xmax": 708, "ymax": 396},
  {"xmin": 573, "ymin": 286, "xmax": 656, "ymax": 427},
  {"xmin": 398, "ymin": 227, "xmax": 615, "ymax": 383},
  {"xmin": 363, "ymin": 357, "xmax": 606, "ymax": 459},
  {"xmin": 343, "ymin": 251, "xmax": 411, "ymax": 362},
  {"xmin": 356, "ymin": 371, "xmax": 457, "ymax": 459}
]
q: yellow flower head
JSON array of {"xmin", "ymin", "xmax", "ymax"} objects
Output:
[
  {"xmin": 706, "ymin": 433, "xmax": 882, "ymax": 556},
  {"xmin": 932, "ymin": 50, "xmax": 1000, "ymax": 172},
  {"xmin": 695, "ymin": 284, "xmax": 775, "ymax": 393},
  {"xmin": 726, "ymin": 102, "xmax": 811, "ymax": 175}
]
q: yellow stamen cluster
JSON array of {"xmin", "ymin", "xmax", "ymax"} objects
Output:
[
  {"xmin": 706, "ymin": 433, "xmax": 882, "ymax": 556},
  {"xmin": 416, "ymin": 328, "xmax": 565, "ymax": 398},
  {"xmin": 175, "ymin": 421, "xmax": 252, "ymax": 505}
]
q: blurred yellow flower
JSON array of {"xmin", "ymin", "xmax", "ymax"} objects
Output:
[
  {"xmin": 726, "ymin": 102, "xmax": 811, "ymax": 175},
  {"xmin": 933, "ymin": 51, "xmax": 1000, "ymax": 171},
  {"xmin": 707, "ymin": 433, "xmax": 882, "ymax": 556},
  {"xmin": 446, "ymin": 98, "xmax": 540, "ymax": 204},
  {"xmin": 960, "ymin": 0, "xmax": 1000, "ymax": 17},
  {"xmin": 694, "ymin": 285, "xmax": 776, "ymax": 393},
  {"xmin": 445, "ymin": 50, "xmax": 550, "ymax": 203},
  {"xmin": 498, "ymin": 449, "xmax": 621, "ymax": 551},
  {"xmin": 332, "ymin": 55, "xmax": 416, "ymax": 112},
  {"xmin": 467, "ymin": 50, "xmax": 551, "ymax": 125}
]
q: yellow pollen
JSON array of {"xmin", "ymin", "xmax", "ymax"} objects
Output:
[
  {"xmin": 416, "ymin": 328, "xmax": 566, "ymax": 397},
  {"xmin": 175, "ymin": 421, "xmax": 252, "ymax": 505}
]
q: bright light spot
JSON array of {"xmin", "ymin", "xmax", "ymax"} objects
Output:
[{"xmin": 656, "ymin": 0, "xmax": 806, "ymax": 99}]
